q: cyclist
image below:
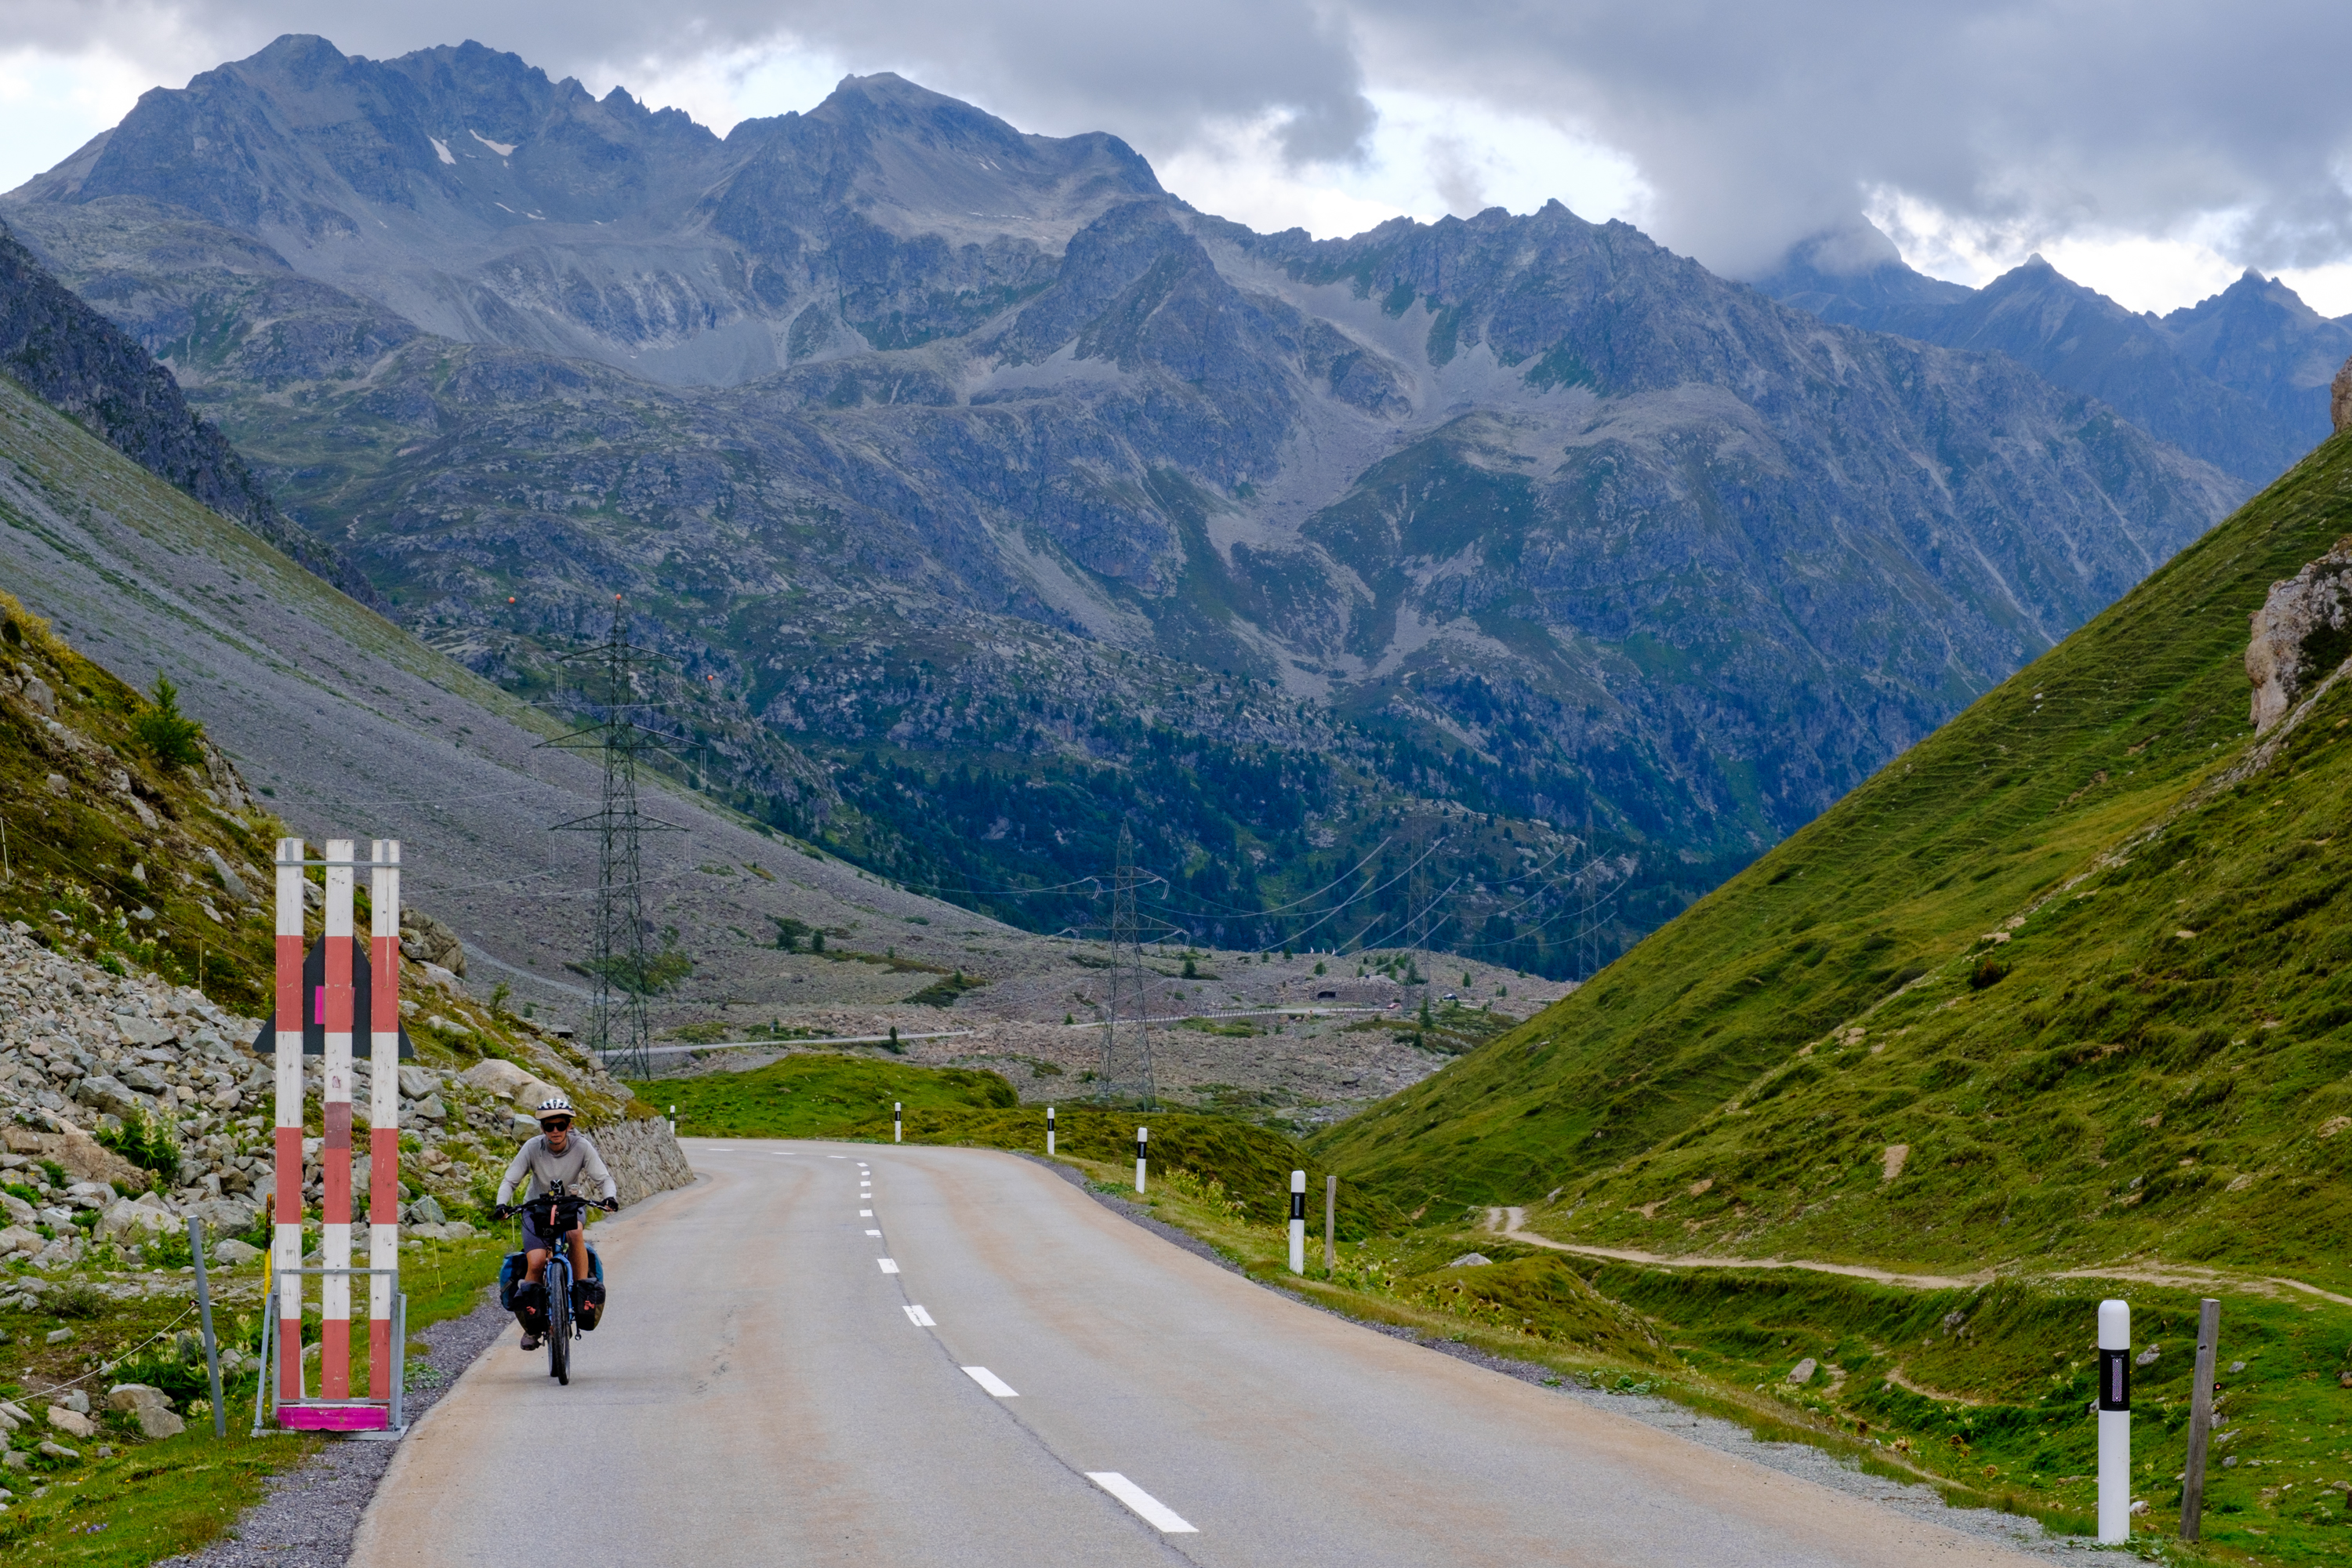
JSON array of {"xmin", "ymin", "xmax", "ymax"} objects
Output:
[{"xmin": 493, "ymin": 1096, "xmax": 618, "ymax": 1349}]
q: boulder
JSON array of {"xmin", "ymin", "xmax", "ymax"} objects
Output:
[
  {"xmin": 106, "ymin": 1385, "xmax": 183, "ymax": 1439},
  {"xmin": 1446, "ymin": 1253, "xmax": 1493, "ymax": 1269},
  {"xmin": 45, "ymin": 1406, "xmax": 96, "ymax": 1439},
  {"xmin": 203, "ymin": 845, "xmax": 248, "ymax": 902},
  {"xmin": 406, "ymin": 1195, "xmax": 447, "ymax": 1225},
  {"xmin": 405, "ymin": 1222, "xmax": 450, "ymax": 1241},
  {"xmin": 412, "ymin": 1094, "xmax": 447, "ymax": 1122},
  {"xmin": 397, "ymin": 1065, "xmax": 442, "ymax": 1100},
  {"xmin": 117, "ymin": 1061, "xmax": 169, "ymax": 1092},
  {"xmin": 188, "ymin": 1196, "xmax": 260, "ymax": 1236},
  {"xmin": 2248, "ymin": 536, "xmax": 2352, "ymax": 733},
  {"xmin": 115, "ymin": 1018, "xmax": 176, "ymax": 1051},
  {"xmin": 72, "ymin": 1073, "xmax": 146, "ymax": 1119},
  {"xmin": 0, "ymin": 1189, "xmax": 34, "ymax": 1224},
  {"xmin": 98, "ymin": 1198, "xmax": 174, "ymax": 1241},
  {"xmin": 399, "ymin": 910, "xmax": 466, "ymax": 975},
  {"xmin": 456, "ymin": 1058, "xmax": 535, "ymax": 1099},
  {"xmin": 0, "ymin": 1225, "xmax": 41, "ymax": 1257},
  {"xmin": 8, "ymin": 1123, "xmax": 147, "ymax": 1189},
  {"xmin": 1787, "ymin": 1357, "xmax": 1819, "ymax": 1385},
  {"xmin": 212, "ymin": 1238, "xmax": 263, "ymax": 1265}
]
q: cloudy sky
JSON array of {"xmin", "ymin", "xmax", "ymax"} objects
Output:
[{"xmin": 6, "ymin": 0, "xmax": 2352, "ymax": 313}]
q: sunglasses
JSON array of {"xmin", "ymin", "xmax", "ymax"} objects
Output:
[{"xmin": 541, "ymin": 1119, "xmax": 572, "ymax": 1131}]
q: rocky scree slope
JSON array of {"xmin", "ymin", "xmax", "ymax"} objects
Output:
[
  {"xmin": 1319, "ymin": 425, "xmax": 2352, "ymax": 1294},
  {"xmin": 1, "ymin": 34, "xmax": 2244, "ymax": 969}
]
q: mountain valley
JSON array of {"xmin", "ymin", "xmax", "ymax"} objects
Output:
[{"xmin": 2, "ymin": 34, "xmax": 2255, "ymax": 967}]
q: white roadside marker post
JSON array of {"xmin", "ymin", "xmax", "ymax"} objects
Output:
[
  {"xmin": 2098, "ymin": 1298, "xmax": 2132, "ymax": 1543},
  {"xmin": 1047, "ymin": 1105, "xmax": 1055, "ymax": 1156},
  {"xmin": 1135, "ymin": 1126, "xmax": 1148, "ymax": 1194},
  {"xmin": 1288, "ymin": 1170, "xmax": 1306, "ymax": 1274},
  {"xmin": 895, "ymin": 1102, "xmax": 902, "ymax": 1144}
]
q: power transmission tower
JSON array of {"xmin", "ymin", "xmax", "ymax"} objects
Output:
[
  {"xmin": 1099, "ymin": 828, "xmax": 1156, "ymax": 1108},
  {"xmin": 543, "ymin": 596, "xmax": 685, "ymax": 1081}
]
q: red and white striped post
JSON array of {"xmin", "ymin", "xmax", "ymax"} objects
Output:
[
  {"xmin": 273, "ymin": 837, "xmax": 306, "ymax": 1405},
  {"xmin": 319, "ymin": 839, "xmax": 356, "ymax": 1399},
  {"xmin": 367, "ymin": 840, "xmax": 401, "ymax": 1399}
]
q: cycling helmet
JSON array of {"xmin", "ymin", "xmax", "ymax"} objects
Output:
[{"xmin": 535, "ymin": 1094, "xmax": 575, "ymax": 1124}]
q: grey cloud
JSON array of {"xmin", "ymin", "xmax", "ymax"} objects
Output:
[{"xmin": 1348, "ymin": 0, "xmax": 2352, "ymax": 275}]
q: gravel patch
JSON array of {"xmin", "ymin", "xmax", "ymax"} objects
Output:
[
  {"xmin": 1033, "ymin": 1150, "xmax": 2092, "ymax": 1559},
  {"xmin": 155, "ymin": 1287, "xmax": 511, "ymax": 1568}
]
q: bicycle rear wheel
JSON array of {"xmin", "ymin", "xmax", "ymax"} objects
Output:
[{"xmin": 548, "ymin": 1258, "xmax": 572, "ymax": 1385}]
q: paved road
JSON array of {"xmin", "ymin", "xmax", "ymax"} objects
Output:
[{"xmin": 351, "ymin": 1142, "xmax": 2042, "ymax": 1566}]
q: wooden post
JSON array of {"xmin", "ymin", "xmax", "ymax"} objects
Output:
[
  {"xmin": 2180, "ymin": 1298, "xmax": 2221, "ymax": 1541},
  {"xmin": 1325, "ymin": 1174, "xmax": 1337, "ymax": 1274}
]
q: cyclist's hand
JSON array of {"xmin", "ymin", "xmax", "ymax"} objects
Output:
[
  {"xmin": 492, "ymin": 1203, "xmax": 511, "ymax": 1221},
  {"xmin": 599, "ymin": 1197, "xmax": 619, "ymax": 1212}
]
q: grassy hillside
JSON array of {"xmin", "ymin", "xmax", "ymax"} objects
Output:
[
  {"xmin": 1319, "ymin": 428, "xmax": 2352, "ymax": 1288},
  {"xmin": 638, "ymin": 1054, "xmax": 1022, "ymax": 1138},
  {"xmin": 0, "ymin": 586, "xmax": 281, "ymax": 1014}
]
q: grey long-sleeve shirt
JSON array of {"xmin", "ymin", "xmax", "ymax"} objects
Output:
[{"xmin": 496, "ymin": 1132, "xmax": 617, "ymax": 1205}]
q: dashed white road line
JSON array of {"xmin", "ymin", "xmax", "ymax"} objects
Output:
[
  {"xmin": 866, "ymin": 1229, "xmax": 882, "ymax": 1236},
  {"xmin": 877, "ymin": 1258, "xmax": 899, "ymax": 1274},
  {"xmin": 903, "ymin": 1304, "xmax": 936, "ymax": 1327},
  {"xmin": 859, "ymin": 1209, "xmax": 873, "ymax": 1216},
  {"xmin": 1086, "ymin": 1472, "xmax": 1196, "ymax": 1534},
  {"xmin": 961, "ymin": 1367, "xmax": 1018, "ymax": 1398}
]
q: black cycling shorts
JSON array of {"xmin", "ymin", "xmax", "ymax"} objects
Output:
[{"xmin": 519, "ymin": 1206, "xmax": 583, "ymax": 1254}]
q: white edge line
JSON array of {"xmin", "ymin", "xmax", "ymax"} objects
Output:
[
  {"xmin": 962, "ymin": 1366, "xmax": 1018, "ymax": 1397},
  {"xmin": 1086, "ymin": 1472, "xmax": 1196, "ymax": 1534},
  {"xmin": 877, "ymin": 1258, "xmax": 899, "ymax": 1274},
  {"xmin": 904, "ymin": 1304, "xmax": 935, "ymax": 1327}
]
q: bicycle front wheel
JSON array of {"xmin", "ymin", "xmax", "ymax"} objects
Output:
[{"xmin": 548, "ymin": 1259, "xmax": 572, "ymax": 1385}]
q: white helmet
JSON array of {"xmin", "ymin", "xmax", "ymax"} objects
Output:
[{"xmin": 535, "ymin": 1095, "xmax": 575, "ymax": 1124}]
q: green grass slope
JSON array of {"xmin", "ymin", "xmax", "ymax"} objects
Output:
[{"xmin": 1319, "ymin": 430, "xmax": 2352, "ymax": 1288}]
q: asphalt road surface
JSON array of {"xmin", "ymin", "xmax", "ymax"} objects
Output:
[{"xmin": 350, "ymin": 1142, "xmax": 2043, "ymax": 1566}]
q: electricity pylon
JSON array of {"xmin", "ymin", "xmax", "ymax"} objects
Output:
[
  {"xmin": 543, "ymin": 596, "xmax": 684, "ymax": 1080},
  {"xmin": 1099, "ymin": 828, "xmax": 1156, "ymax": 1108}
]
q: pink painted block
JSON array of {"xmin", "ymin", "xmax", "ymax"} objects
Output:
[{"xmin": 278, "ymin": 1403, "xmax": 390, "ymax": 1432}]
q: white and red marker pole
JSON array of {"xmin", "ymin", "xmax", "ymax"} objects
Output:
[
  {"xmin": 319, "ymin": 840, "xmax": 356, "ymax": 1400},
  {"xmin": 367, "ymin": 840, "xmax": 401, "ymax": 1400},
  {"xmin": 1135, "ymin": 1126, "xmax": 1147, "ymax": 1194},
  {"xmin": 273, "ymin": 837, "xmax": 307, "ymax": 1404}
]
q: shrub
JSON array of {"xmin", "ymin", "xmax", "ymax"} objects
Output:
[
  {"xmin": 51, "ymin": 1283, "xmax": 109, "ymax": 1319},
  {"xmin": 98, "ymin": 1107, "xmax": 180, "ymax": 1175},
  {"xmin": 130, "ymin": 673, "xmax": 205, "ymax": 768}
]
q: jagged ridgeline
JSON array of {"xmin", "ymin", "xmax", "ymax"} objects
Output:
[
  {"xmin": 1321, "ymin": 427, "xmax": 2352, "ymax": 1286},
  {"xmin": 3, "ymin": 37, "xmax": 2241, "ymax": 975}
]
